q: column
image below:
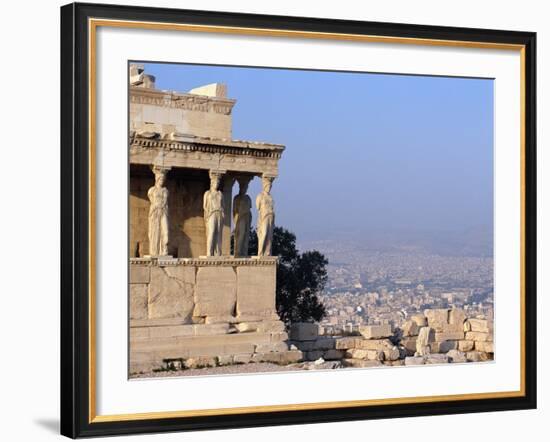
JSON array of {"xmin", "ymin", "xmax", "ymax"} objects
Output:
[
  {"xmin": 204, "ymin": 170, "xmax": 225, "ymax": 257},
  {"xmin": 146, "ymin": 164, "xmax": 171, "ymax": 257},
  {"xmin": 221, "ymin": 174, "xmax": 236, "ymax": 255},
  {"xmin": 233, "ymin": 175, "xmax": 253, "ymax": 257},
  {"xmin": 256, "ymin": 174, "xmax": 276, "ymax": 257}
]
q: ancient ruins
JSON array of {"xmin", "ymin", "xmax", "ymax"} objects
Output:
[
  {"xmin": 128, "ymin": 64, "xmax": 300, "ymax": 374},
  {"xmin": 128, "ymin": 65, "xmax": 493, "ymax": 376}
]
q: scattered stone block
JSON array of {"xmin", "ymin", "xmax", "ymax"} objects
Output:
[
  {"xmin": 465, "ymin": 331, "xmax": 493, "ymax": 342},
  {"xmin": 416, "ymin": 327, "xmax": 435, "ymax": 356},
  {"xmin": 384, "ymin": 346, "xmax": 401, "ymax": 361},
  {"xmin": 355, "ymin": 338, "xmax": 394, "ymax": 351},
  {"xmin": 343, "ymin": 359, "xmax": 383, "ymax": 368},
  {"xmin": 449, "ymin": 308, "xmax": 466, "ymax": 326},
  {"xmin": 289, "ymin": 322, "xmax": 319, "ymax": 341},
  {"xmin": 359, "ymin": 324, "xmax": 392, "ymax": 339},
  {"xmin": 431, "ymin": 340, "xmax": 458, "ymax": 353},
  {"xmin": 400, "ymin": 337, "xmax": 418, "ymax": 355},
  {"xmin": 384, "ymin": 360, "xmax": 405, "ymax": 366},
  {"xmin": 405, "ymin": 356, "xmax": 426, "ymax": 366},
  {"xmin": 424, "ymin": 309, "xmax": 449, "ymax": 325},
  {"xmin": 401, "ymin": 320, "xmax": 419, "ymax": 337},
  {"xmin": 475, "ymin": 341, "xmax": 494, "ymax": 353},
  {"xmin": 447, "ymin": 349, "xmax": 467, "ymax": 363},
  {"xmin": 466, "ymin": 351, "xmax": 490, "ymax": 362},
  {"xmin": 458, "ymin": 340, "xmax": 475, "ymax": 352},
  {"xmin": 435, "ymin": 331, "xmax": 465, "ymax": 341},
  {"xmin": 366, "ymin": 350, "xmax": 385, "ymax": 361},
  {"xmin": 425, "ymin": 354, "xmax": 449, "ymax": 364},
  {"xmin": 410, "ymin": 314, "xmax": 427, "ymax": 327},
  {"xmin": 468, "ymin": 318, "xmax": 494, "ymax": 333},
  {"xmin": 345, "ymin": 349, "xmax": 369, "ymax": 359},
  {"xmin": 335, "ymin": 337, "xmax": 359, "ymax": 350}
]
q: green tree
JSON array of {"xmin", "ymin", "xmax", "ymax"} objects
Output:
[{"xmin": 233, "ymin": 226, "xmax": 328, "ymax": 324}]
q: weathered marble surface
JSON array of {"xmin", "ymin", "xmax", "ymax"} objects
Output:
[
  {"xmin": 416, "ymin": 326, "xmax": 435, "ymax": 356},
  {"xmin": 147, "ymin": 167, "xmax": 169, "ymax": 256},
  {"xmin": 203, "ymin": 172, "xmax": 224, "ymax": 256},
  {"xmin": 233, "ymin": 177, "xmax": 252, "ymax": 257},
  {"xmin": 256, "ymin": 176, "xmax": 275, "ymax": 256},
  {"xmin": 236, "ymin": 265, "xmax": 276, "ymax": 317},
  {"xmin": 148, "ymin": 265, "xmax": 195, "ymax": 319},
  {"xmin": 194, "ymin": 266, "xmax": 236, "ymax": 317}
]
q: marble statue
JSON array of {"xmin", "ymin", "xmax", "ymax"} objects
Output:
[
  {"xmin": 256, "ymin": 176, "xmax": 275, "ymax": 256},
  {"xmin": 204, "ymin": 172, "xmax": 224, "ymax": 256},
  {"xmin": 147, "ymin": 167, "xmax": 169, "ymax": 256},
  {"xmin": 233, "ymin": 177, "xmax": 252, "ymax": 257}
]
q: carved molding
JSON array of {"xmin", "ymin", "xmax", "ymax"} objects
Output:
[
  {"xmin": 130, "ymin": 87, "xmax": 236, "ymax": 115},
  {"xmin": 130, "ymin": 257, "xmax": 278, "ymax": 267},
  {"xmin": 130, "ymin": 135, "xmax": 284, "ymax": 160}
]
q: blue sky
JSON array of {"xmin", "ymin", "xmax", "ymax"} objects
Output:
[{"xmin": 142, "ymin": 62, "xmax": 493, "ymax": 242}]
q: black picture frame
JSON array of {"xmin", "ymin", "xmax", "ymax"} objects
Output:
[{"xmin": 61, "ymin": 2, "xmax": 537, "ymax": 438}]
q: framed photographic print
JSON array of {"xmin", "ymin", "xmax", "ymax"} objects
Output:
[{"xmin": 60, "ymin": 2, "xmax": 537, "ymax": 438}]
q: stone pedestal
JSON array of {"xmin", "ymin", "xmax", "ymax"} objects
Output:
[{"xmin": 129, "ymin": 256, "xmax": 297, "ymax": 374}]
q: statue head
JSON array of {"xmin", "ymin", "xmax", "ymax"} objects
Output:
[
  {"xmin": 153, "ymin": 167, "xmax": 166, "ymax": 187},
  {"xmin": 238, "ymin": 177, "xmax": 250, "ymax": 195},
  {"xmin": 262, "ymin": 176, "xmax": 274, "ymax": 194},
  {"xmin": 209, "ymin": 171, "xmax": 221, "ymax": 191}
]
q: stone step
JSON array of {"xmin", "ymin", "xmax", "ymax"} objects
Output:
[
  {"xmin": 131, "ymin": 340, "xmax": 260, "ymax": 362},
  {"xmin": 131, "ymin": 331, "xmax": 285, "ymax": 353}
]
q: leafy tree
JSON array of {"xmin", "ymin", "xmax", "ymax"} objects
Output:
[{"xmin": 233, "ymin": 226, "xmax": 328, "ymax": 324}]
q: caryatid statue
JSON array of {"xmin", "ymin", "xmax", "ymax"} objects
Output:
[
  {"xmin": 256, "ymin": 176, "xmax": 275, "ymax": 256},
  {"xmin": 233, "ymin": 176, "xmax": 252, "ymax": 257},
  {"xmin": 147, "ymin": 166, "xmax": 169, "ymax": 256},
  {"xmin": 203, "ymin": 171, "xmax": 224, "ymax": 256}
]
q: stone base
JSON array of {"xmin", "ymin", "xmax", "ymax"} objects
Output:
[
  {"xmin": 129, "ymin": 257, "xmax": 293, "ymax": 374},
  {"xmin": 129, "ymin": 318, "xmax": 299, "ymax": 374}
]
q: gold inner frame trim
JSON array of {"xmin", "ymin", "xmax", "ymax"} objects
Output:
[{"xmin": 88, "ymin": 17, "xmax": 527, "ymax": 424}]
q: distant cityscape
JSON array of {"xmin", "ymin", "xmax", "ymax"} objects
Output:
[{"xmin": 301, "ymin": 237, "xmax": 493, "ymax": 335}]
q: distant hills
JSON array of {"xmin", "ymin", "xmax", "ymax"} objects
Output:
[{"xmin": 298, "ymin": 225, "xmax": 493, "ymax": 258}]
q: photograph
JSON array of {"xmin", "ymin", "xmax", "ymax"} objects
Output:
[
  {"xmin": 57, "ymin": 2, "xmax": 537, "ymax": 437},
  {"xmin": 128, "ymin": 62, "xmax": 495, "ymax": 379}
]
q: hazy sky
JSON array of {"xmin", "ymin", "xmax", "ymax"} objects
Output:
[{"xmin": 142, "ymin": 62, "xmax": 493, "ymax": 241}]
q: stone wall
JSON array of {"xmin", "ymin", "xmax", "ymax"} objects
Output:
[
  {"xmin": 130, "ymin": 257, "xmax": 279, "ymax": 321},
  {"xmin": 287, "ymin": 308, "xmax": 494, "ymax": 369},
  {"xmin": 130, "ymin": 86, "xmax": 235, "ymax": 140},
  {"xmin": 129, "ymin": 257, "xmax": 302, "ymax": 373}
]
